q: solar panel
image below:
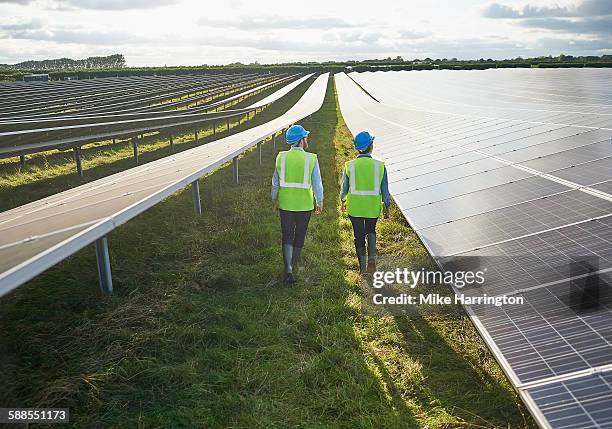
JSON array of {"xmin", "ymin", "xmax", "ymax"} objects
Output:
[
  {"xmin": 336, "ymin": 68, "xmax": 612, "ymax": 428},
  {"xmin": 398, "ymin": 176, "xmax": 571, "ymax": 229},
  {"xmin": 526, "ymin": 371, "xmax": 612, "ymax": 428},
  {"xmin": 420, "ymin": 191, "xmax": 612, "ymax": 256}
]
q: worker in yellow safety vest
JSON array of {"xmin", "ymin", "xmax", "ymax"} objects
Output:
[
  {"xmin": 340, "ymin": 131, "xmax": 390, "ymax": 273},
  {"xmin": 272, "ymin": 124, "xmax": 324, "ymax": 285}
]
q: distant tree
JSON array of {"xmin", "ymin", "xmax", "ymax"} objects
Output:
[{"xmin": 0, "ymin": 54, "xmax": 126, "ymax": 70}]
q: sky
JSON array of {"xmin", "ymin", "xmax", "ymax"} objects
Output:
[{"xmin": 0, "ymin": 0, "xmax": 610, "ymax": 66}]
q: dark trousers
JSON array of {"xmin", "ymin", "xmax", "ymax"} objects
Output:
[
  {"xmin": 349, "ymin": 216, "xmax": 378, "ymax": 248},
  {"xmin": 280, "ymin": 209, "xmax": 312, "ymax": 248}
]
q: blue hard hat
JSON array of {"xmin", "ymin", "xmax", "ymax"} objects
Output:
[
  {"xmin": 354, "ymin": 131, "xmax": 374, "ymax": 151},
  {"xmin": 286, "ymin": 125, "xmax": 310, "ymax": 144}
]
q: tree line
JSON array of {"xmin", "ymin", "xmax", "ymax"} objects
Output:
[{"xmin": 0, "ymin": 54, "xmax": 126, "ymax": 71}]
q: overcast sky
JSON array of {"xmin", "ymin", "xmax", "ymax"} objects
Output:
[{"xmin": 0, "ymin": 0, "xmax": 610, "ymax": 66}]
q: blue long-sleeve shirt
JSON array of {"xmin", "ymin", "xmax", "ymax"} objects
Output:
[
  {"xmin": 271, "ymin": 147, "xmax": 324, "ymax": 208},
  {"xmin": 340, "ymin": 154, "xmax": 390, "ymax": 209}
]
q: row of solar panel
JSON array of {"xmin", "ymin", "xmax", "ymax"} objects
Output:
[{"xmin": 335, "ymin": 69, "xmax": 612, "ymax": 429}]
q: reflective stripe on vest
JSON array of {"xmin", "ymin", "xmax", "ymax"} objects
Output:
[
  {"xmin": 349, "ymin": 159, "xmax": 381, "ymax": 196},
  {"xmin": 279, "ymin": 151, "xmax": 312, "ymax": 189}
]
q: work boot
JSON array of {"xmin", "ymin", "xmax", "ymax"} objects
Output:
[
  {"xmin": 284, "ymin": 272, "xmax": 295, "ymax": 285},
  {"xmin": 366, "ymin": 233, "xmax": 377, "ymax": 274},
  {"xmin": 356, "ymin": 247, "xmax": 367, "ymax": 274},
  {"xmin": 292, "ymin": 246, "xmax": 304, "ymax": 271},
  {"xmin": 282, "ymin": 244, "xmax": 295, "ymax": 285}
]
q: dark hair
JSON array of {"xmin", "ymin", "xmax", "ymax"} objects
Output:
[{"xmin": 358, "ymin": 144, "xmax": 372, "ymax": 154}]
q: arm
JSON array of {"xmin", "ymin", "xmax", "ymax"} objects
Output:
[
  {"xmin": 381, "ymin": 166, "xmax": 391, "ymax": 211},
  {"xmin": 271, "ymin": 167, "xmax": 280, "ymax": 203},
  {"xmin": 311, "ymin": 157, "xmax": 324, "ymax": 209},
  {"xmin": 339, "ymin": 166, "xmax": 349, "ymax": 202}
]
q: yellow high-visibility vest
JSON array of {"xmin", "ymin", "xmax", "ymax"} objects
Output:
[
  {"xmin": 276, "ymin": 150, "xmax": 316, "ymax": 211},
  {"xmin": 346, "ymin": 157, "xmax": 384, "ymax": 218}
]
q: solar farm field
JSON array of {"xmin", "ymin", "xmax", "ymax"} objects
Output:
[{"xmin": 1, "ymin": 67, "xmax": 610, "ymax": 428}]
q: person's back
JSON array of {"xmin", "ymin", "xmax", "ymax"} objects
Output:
[
  {"xmin": 340, "ymin": 131, "xmax": 390, "ymax": 273},
  {"xmin": 276, "ymin": 148, "xmax": 317, "ymax": 212},
  {"xmin": 345, "ymin": 156, "xmax": 385, "ymax": 219}
]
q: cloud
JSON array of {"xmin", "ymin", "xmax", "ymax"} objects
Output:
[
  {"xmin": 519, "ymin": 16, "xmax": 612, "ymax": 35},
  {"xmin": 197, "ymin": 15, "xmax": 357, "ymax": 31},
  {"xmin": 483, "ymin": 0, "xmax": 612, "ymax": 18},
  {"xmin": 0, "ymin": 20, "xmax": 151, "ymax": 45},
  {"xmin": 57, "ymin": 0, "xmax": 180, "ymax": 10},
  {"xmin": 0, "ymin": 0, "xmax": 182, "ymax": 9},
  {"xmin": 398, "ymin": 29, "xmax": 431, "ymax": 40},
  {"xmin": 0, "ymin": 17, "xmax": 45, "ymax": 31},
  {"xmin": 482, "ymin": 0, "xmax": 612, "ymax": 38},
  {"xmin": 536, "ymin": 37, "xmax": 612, "ymax": 52}
]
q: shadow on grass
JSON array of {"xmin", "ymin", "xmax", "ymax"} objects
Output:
[{"xmin": 392, "ymin": 311, "xmax": 529, "ymax": 427}]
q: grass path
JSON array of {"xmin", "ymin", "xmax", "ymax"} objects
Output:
[{"xmin": 0, "ymin": 79, "xmax": 535, "ymax": 428}]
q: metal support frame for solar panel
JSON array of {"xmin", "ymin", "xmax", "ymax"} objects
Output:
[
  {"xmin": 191, "ymin": 181, "xmax": 202, "ymax": 216},
  {"xmin": 335, "ymin": 70, "xmax": 612, "ymax": 429}
]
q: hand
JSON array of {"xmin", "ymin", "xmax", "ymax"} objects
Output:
[
  {"xmin": 314, "ymin": 206, "xmax": 322, "ymax": 215},
  {"xmin": 341, "ymin": 201, "xmax": 347, "ymax": 213},
  {"xmin": 383, "ymin": 207, "xmax": 390, "ymax": 219}
]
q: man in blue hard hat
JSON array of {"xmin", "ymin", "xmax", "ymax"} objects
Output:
[
  {"xmin": 272, "ymin": 124, "xmax": 324, "ymax": 285},
  {"xmin": 340, "ymin": 131, "xmax": 390, "ymax": 274}
]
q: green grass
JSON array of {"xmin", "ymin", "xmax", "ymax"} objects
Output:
[{"xmin": 0, "ymin": 78, "xmax": 535, "ymax": 428}]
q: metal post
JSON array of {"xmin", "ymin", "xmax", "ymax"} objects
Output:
[
  {"xmin": 191, "ymin": 180, "xmax": 202, "ymax": 215},
  {"xmin": 257, "ymin": 142, "xmax": 263, "ymax": 165},
  {"xmin": 132, "ymin": 137, "xmax": 139, "ymax": 165},
  {"xmin": 213, "ymin": 122, "xmax": 216, "ymax": 137},
  {"xmin": 227, "ymin": 119, "xmax": 230, "ymax": 134},
  {"xmin": 273, "ymin": 134, "xmax": 276, "ymax": 150},
  {"xmin": 74, "ymin": 147, "xmax": 83, "ymax": 178},
  {"xmin": 19, "ymin": 154, "xmax": 26, "ymax": 169},
  {"xmin": 169, "ymin": 135, "xmax": 174, "ymax": 153},
  {"xmin": 95, "ymin": 236, "xmax": 113, "ymax": 294},
  {"xmin": 195, "ymin": 130, "xmax": 198, "ymax": 142},
  {"xmin": 112, "ymin": 138, "xmax": 116, "ymax": 145},
  {"xmin": 232, "ymin": 156, "xmax": 239, "ymax": 185}
]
